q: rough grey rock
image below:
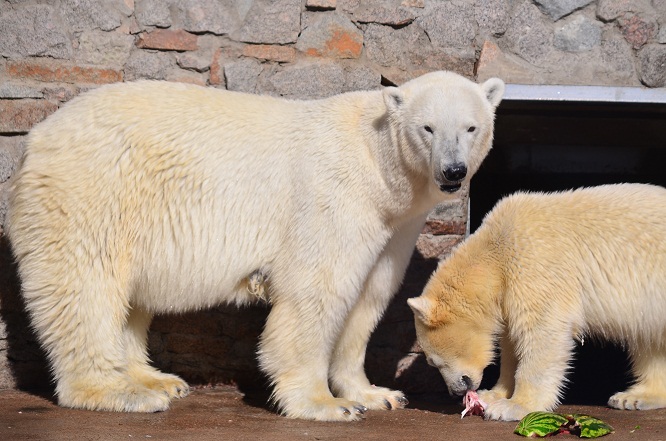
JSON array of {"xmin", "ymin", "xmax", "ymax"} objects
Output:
[
  {"xmin": 173, "ymin": 0, "xmax": 241, "ymax": 35},
  {"xmin": 76, "ymin": 31, "xmax": 135, "ymax": 66},
  {"xmin": 342, "ymin": 64, "xmax": 382, "ymax": 92},
  {"xmin": 350, "ymin": 0, "xmax": 415, "ymax": 26},
  {"xmin": 0, "ymin": 139, "xmax": 23, "ymax": 183},
  {"xmin": 135, "ymin": 0, "xmax": 172, "ymax": 28},
  {"xmin": 0, "ymin": 5, "xmax": 72, "ymax": 59},
  {"xmin": 554, "ymin": 14, "xmax": 602, "ymax": 52},
  {"xmin": 296, "ymin": 12, "xmax": 363, "ymax": 59},
  {"xmin": 363, "ymin": 23, "xmax": 430, "ymax": 69},
  {"xmin": 236, "ymin": 0, "xmax": 301, "ymax": 44},
  {"xmin": 599, "ymin": 30, "xmax": 638, "ymax": 82},
  {"xmin": 415, "ymin": 1, "xmax": 476, "ymax": 49},
  {"xmin": 224, "ymin": 58, "xmax": 264, "ymax": 93},
  {"xmin": 0, "ymin": 84, "xmax": 44, "ymax": 99},
  {"xmin": 506, "ymin": 2, "xmax": 554, "ymax": 64},
  {"xmin": 638, "ymin": 44, "xmax": 666, "ymax": 87},
  {"xmin": 596, "ymin": 0, "xmax": 653, "ymax": 22},
  {"xmin": 533, "ymin": 0, "xmax": 594, "ymax": 21},
  {"xmin": 659, "ymin": 26, "xmax": 666, "ymax": 44},
  {"xmin": 475, "ymin": 0, "xmax": 511, "ymax": 37},
  {"xmin": 267, "ymin": 62, "xmax": 345, "ymax": 99},
  {"xmin": 60, "ymin": 0, "xmax": 124, "ymax": 32},
  {"xmin": 124, "ymin": 50, "xmax": 176, "ymax": 81}
]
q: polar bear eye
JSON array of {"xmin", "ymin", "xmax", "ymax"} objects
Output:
[
  {"xmin": 424, "ymin": 125, "xmax": 434, "ymax": 134},
  {"xmin": 467, "ymin": 126, "xmax": 476, "ymax": 133}
]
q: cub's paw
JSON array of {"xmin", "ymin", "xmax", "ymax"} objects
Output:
[
  {"xmin": 483, "ymin": 398, "xmax": 531, "ymax": 421},
  {"xmin": 282, "ymin": 396, "xmax": 368, "ymax": 421},
  {"xmin": 609, "ymin": 391, "xmax": 666, "ymax": 410},
  {"xmin": 344, "ymin": 385, "xmax": 408, "ymax": 411},
  {"xmin": 478, "ymin": 388, "xmax": 509, "ymax": 405}
]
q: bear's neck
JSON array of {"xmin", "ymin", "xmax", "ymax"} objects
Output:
[{"xmin": 356, "ymin": 95, "xmax": 441, "ymax": 224}]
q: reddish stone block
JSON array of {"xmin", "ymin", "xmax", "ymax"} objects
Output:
[
  {"xmin": 209, "ymin": 48, "xmax": 225, "ymax": 86},
  {"xmin": 242, "ymin": 44, "xmax": 297, "ymax": 63},
  {"xmin": 6, "ymin": 60, "xmax": 122, "ymax": 85},
  {"xmin": 422, "ymin": 219, "xmax": 466, "ymax": 236},
  {"xmin": 415, "ymin": 234, "xmax": 463, "ymax": 259},
  {"xmin": 618, "ymin": 14, "xmax": 656, "ymax": 50},
  {"xmin": 136, "ymin": 29, "xmax": 198, "ymax": 51},
  {"xmin": 0, "ymin": 99, "xmax": 59, "ymax": 133}
]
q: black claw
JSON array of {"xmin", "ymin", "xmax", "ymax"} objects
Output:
[
  {"xmin": 384, "ymin": 399, "xmax": 393, "ymax": 410},
  {"xmin": 354, "ymin": 405, "xmax": 367, "ymax": 415},
  {"xmin": 397, "ymin": 396, "xmax": 409, "ymax": 406},
  {"xmin": 341, "ymin": 407, "xmax": 351, "ymax": 416}
]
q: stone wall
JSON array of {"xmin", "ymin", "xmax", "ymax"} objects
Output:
[{"xmin": 0, "ymin": 0, "xmax": 664, "ymax": 396}]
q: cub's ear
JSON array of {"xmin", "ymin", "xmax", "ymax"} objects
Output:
[
  {"xmin": 481, "ymin": 77, "xmax": 505, "ymax": 108},
  {"xmin": 383, "ymin": 87, "xmax": 405, "ymax": 115},
  {"xmin": 407, "ymin": 296, "xmax": 436, "ymax": 327}
]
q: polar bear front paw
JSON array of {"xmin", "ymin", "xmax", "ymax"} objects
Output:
[
  {"xmin": 59, "ymin": 378, "xmax": 173, "ymax": 412},
  {"xmin": 483, "ymin": 398, "xmax": 531, "ymax": 421},
  {"xmin": 477, "ymin": 388, "xmax": 509, "ymax": 405},
  {"xmin": 129, "ymin": 366, "xmax": 190, "ymax": 399},
  {"xmin": 344, "ymin": 385, "xmax": 408, "ymax": 411},
  {"xmin": 609, "ymin": 391, "xmax": 666, "ymax": 410}
]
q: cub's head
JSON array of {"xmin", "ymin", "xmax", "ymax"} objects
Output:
[
  {"xmin": 383, "ymin": 72, "xmax": 504, "ymax": 195},
  {"xmin": 407, "ymin": 253, "xmax": 502, "ymax": 396}
]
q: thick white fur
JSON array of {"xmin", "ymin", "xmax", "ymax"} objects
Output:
[
  {"xmin": 7, "ymin": 72, "xmax": 504, "ymax": 420},
  {"xmin": 409, "ymin": 184, "xmax": 666, "ymax": 421}
]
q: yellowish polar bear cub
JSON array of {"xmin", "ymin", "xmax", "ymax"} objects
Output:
[
  {"xmin": 409, "ymin": 183, "xmax": 666, "ymax": 421},
  {"xmin": 7, "ymin": 72, "xmax": 504, "ymax": 421}
]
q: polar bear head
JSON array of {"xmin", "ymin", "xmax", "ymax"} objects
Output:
[
  {"xmin": 407, "ymin": 247, "xmax": 504, "ymax": 396},
  {"xmin": 383, "ymin": 72, "xmax": 504, "ymax": 195}
]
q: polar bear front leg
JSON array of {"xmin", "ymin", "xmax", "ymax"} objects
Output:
[
  {"xmin": 328, "ymin": 219, "xmax": 424, "ymax": 411},
  {"xmin": 484, "ymin": 325, "xmax": 574, "ymax": 421},
  {"xmin": 124, "ymin": 307, "xmax": 189, "ymax": 400},
  {"xmin": 609, "ymin": 345, "xmax": 666, "ymax": 410},
  {"xmin": 478, "ymin": 332, "xmax": 516, "ymax": 404},
  {"xmin": 258, "ymin": 296, "xmax": 368, "ymax": 421}
]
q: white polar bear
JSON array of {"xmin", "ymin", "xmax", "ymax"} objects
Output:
[
  {"xmin": 409, "ymin": 184, "xmax": 666, "ymax": 421},
  {"xmin": 7, "ymin": 72, "xmax": 504, "ymax": 421}
]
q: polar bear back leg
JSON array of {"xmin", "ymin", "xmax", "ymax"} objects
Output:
[{"xmin": 609, "ymin": 343, "xmax": 666, "ymax": 410}]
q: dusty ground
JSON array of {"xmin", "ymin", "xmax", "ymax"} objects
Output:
[{"xmin": 1, "ymin": 386, "xmax": 664, "ymax": 441}]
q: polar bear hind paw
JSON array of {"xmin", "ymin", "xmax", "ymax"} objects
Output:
[{"xmin": 608, "ymin": 391, "xmax": 666, "ymax": 410}]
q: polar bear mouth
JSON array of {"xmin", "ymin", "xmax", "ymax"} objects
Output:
[{"xmin": 439, "ymin": 183, "xmax": 462, "ymax": 193}]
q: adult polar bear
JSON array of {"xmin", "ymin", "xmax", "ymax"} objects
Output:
[{"xmin": 7, "ymin": 71, "xmax": 504, "ymax": 421}]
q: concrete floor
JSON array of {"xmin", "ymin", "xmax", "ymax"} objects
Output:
[{"xmin": 1, "ymin": 386, "xmax": 665, "ymax": 441}]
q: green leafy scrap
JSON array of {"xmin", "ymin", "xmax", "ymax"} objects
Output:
[{"xmin": 514, "ymin": 412, "xmax": 614, "ymax": 438}]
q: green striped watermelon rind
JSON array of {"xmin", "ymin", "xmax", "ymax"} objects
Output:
[
  {"xmin": 514, "ymin": 411, "xmax": 569, "ymax": 437},
  {"xmin": 570, "ymin": 414, "xmax": 615, "ymax": 438},
  {"xmin": 514, "ymin": 412, "xmax": 614, "ymax": 438}
]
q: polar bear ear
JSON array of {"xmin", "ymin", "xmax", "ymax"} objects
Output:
[
  {"xmin": 481, "ymin": 77, "xmax": 505, "ymax": 109},
  {"xmin": 383, "ymin": 87, "xmax": 405, "ymax": 115},
  {"xmin": 408, "ymin": 296, "xmax": 436, "ymax": 327}
]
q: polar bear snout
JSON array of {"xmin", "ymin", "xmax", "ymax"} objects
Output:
[
  {"xmin": 447, "ymin": 373, "xmax": 480, "ymax": 396},
  {"xmin": 443, "ymin": 163, "xmax": 467, "ymax": 182},
  {"xmin": 436, "ymin": 162, "xmax": 467, "ymax": 193}
]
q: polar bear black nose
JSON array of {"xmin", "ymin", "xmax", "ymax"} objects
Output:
[
  {"xmin": 443, "ymin": 163, "xmax": 467, "ymax": 182},
  {"xmin": 462, "ymin": 375, "xmax": 473, "ymax": 389}
]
